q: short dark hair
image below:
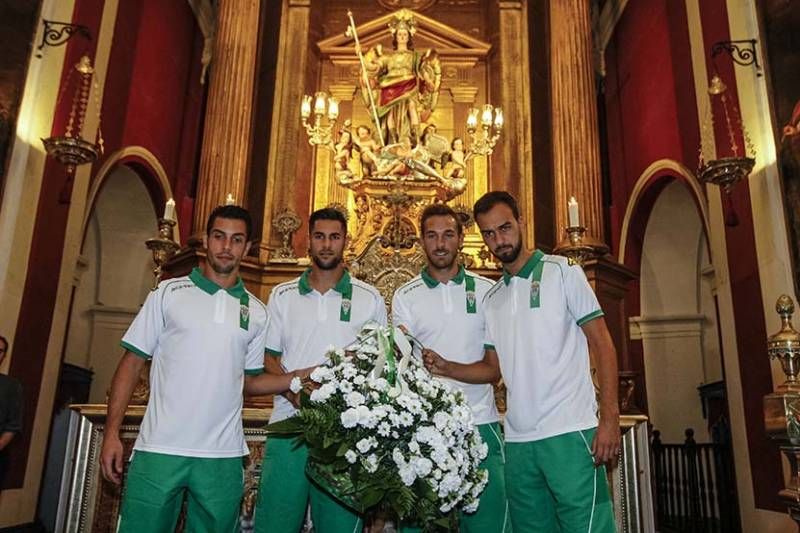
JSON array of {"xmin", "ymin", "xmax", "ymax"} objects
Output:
[
  {"xmin": 309, "ymin": 207, "xmax": 347, "ymax": 234},
  {"xmin": 206, "ymin": 205, "xmax": 253, "ymax": 240},
  {"xmin": 357, "ymin": 125, "xmax": 371, "ymax": 134},
  {"xmin": 420, "ymin": 203, "xmax": 463, "ymax": 235},
  {"xmin": 473, "ymin": 191, "xmax": 520, "ymax": 221}
]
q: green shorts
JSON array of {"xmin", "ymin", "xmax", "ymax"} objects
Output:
[
  {"xmin": 254, "ymin": 435, "xmax": 363, "ymax": 533},
  {"xmin": 505, "ymin": 428, "xmax": 616, "ymax": 533},
  {"xmin": 119, "ymin": 450, "xmax": 244, "ymax": 533}
]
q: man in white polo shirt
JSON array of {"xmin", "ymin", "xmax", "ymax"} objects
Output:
[
  {"xmin": 100, "ymin": 205, "xmax": 308, "ymax": 532},
  {"xmin": 474, "ymin": 191, "xmax": 620, "ymax": 533},
  {"xmin": 255, "ymin": 207, "xmax": 387, "ymax": 533},
  {"xmin": 392, "ymin": 204, "xmax": 510, "ymax": 533}
]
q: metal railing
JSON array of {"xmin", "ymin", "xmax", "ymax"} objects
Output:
[{"xmin": 651, "ymin": 428, "xmax": 740, "ymax": 533}]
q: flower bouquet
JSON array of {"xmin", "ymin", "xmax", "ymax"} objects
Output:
[{"xmin": 267, "ymin": 322, "xmax": 489, "ymax": 530}]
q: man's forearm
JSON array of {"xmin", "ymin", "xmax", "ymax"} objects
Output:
[
  {"xmin": 441, "ymin": 361, "xmax": 500, "ymax": 384},
  {"xmin": 105, "ymin": 353, "xmax": 146, "ymax": 435},
  {"xmin": 0, "ymin": 432, "xmax": 14, "ymax": 451},
  {"xmin": 584, "ymin": 319, "xmax": 620, "ymax": 421}
]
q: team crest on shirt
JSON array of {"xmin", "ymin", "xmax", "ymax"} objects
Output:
[
  {"xmin": 240, "ymin": 304, "xmax": 250, "ymax": 319},
  {"xmin": 466, "ymin": 290, "xmax": 476, "ymax": 308},
  {"xmin": 341, "ymin": 298, "xmax": 351, "ymax": 314},
  {"xmin": 530, "ymin": 279, "xmax": 541, "ymax": 308}
]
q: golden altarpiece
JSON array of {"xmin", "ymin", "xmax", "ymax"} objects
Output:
[{"xmin": 59, "ymin": 3, "xmax": 652, "ymax": 532}]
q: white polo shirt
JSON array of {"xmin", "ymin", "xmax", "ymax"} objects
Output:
[
  {"xmin": 392, "ymin": 267, "xmax": 499, "ymax": 426},
  {"xmin": 483, "ymin": 251, "xmax": 604, "ymax": 443},
  {"xmin": 121, "ymin": 267, "xmax": 267, "ymax": 458},
  {"xmin": 265, "ymin": 269, "xmax": 387, "ymax": 423}
]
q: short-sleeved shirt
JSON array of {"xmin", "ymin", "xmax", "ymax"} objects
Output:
[
  {"xmin": 483, "ymin": 250, "xmax": 604, "ymax": 443},
  {"xmin": 265, "ymin": 269, "xmax": 387, "ymax": 423},
  {"xmin": 121, "ymin": 267, "xmax": 267, "ymax": 458},
  {"xmin": 0, "ymin": 374, "xmax": 22, "ymax": 435},
  {"xmin": 392, "ymin": 266, "xmax": 499, "ymax": 425}
]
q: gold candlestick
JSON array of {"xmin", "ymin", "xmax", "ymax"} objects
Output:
[
  {"xmin": 553, "ymin": 225, "xmax": 609, "ymax": 266},
  {"xmin": 145, "ymin": 219, "xmax": 180, "ymax": 288}
]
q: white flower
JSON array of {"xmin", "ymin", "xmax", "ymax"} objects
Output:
[
  {"xmin": 310, "ymin": 366, "xmax": 331, "ymax": 382},
  {"xmin": 353, "ymin": 374, "xmax": 366, "ymax": 385},
  {"xmin": 377, "ymin": 422, "xmax": 391, "ymax": 437},
  {"xmin": 345, "ymin": 450, "xmax": 358, "ymax": 464},
  {"xmin": 343, "ymin": 365, "xmax": 358, "ymax": 379},
  {"xmin": 357, "ymin": 437, "xmax": 376, "ymax": 453},
  {"xmin": 289, "ymin": 376, "xmax": 302, "ymax": 394},
  {"xmin": 363, "ymin": 454, "xmax": 379, "ymax": 473},
  {"xmin": 345, "ymin": 391, "xmax": 366, "ymax": 407},
  {"xmin": 409, "ymin": 440, "xmax": 420, "ymax": 454},
  {"xmin": 370, "ymin": 377, "xmax": 389, "ymax": 391},
  {"xmin": 412, "ymin": 456, "xmax": 433, "ymax": 477},
  {"xmin": 399, "ymin": 464, "xmax": 417, "ymax": 486},
  {"xmin": 309, "ymin": 383, "xmax": 335, "ymax": 403},
  {"xmin": 339, "ymin": 380, "xmax": 354, "ymax": 393},
  {"xmin": 341, "ymin": 408, "xmax": 359, "ymax": 428}
]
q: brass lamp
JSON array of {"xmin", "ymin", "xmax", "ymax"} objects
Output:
[
  {"xmin": 41, "ymin": 55, "xmax": 104, "ymax": 176},
  {"xmin": 300, "ymin": 91, "xmax": 339, "ymax": 150}
]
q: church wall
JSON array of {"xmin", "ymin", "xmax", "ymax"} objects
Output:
[
  {"xmin": 0, "ymin": 0, "xmax": 203, "ymax": 526},
  {"xmin": 604, "ymin": 0, "xmax": 797, "ymax": 529}
]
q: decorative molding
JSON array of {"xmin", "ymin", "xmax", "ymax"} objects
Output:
[{"xmin": 629, "ymin": 314, "xmax": 706, "ymax": 340}]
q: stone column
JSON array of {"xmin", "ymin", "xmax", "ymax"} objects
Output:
[
  {"xmin": 192, "ymin": 0, "xmax": 261, "ymax": 236},
  {"xmin": 550, "ymin": 0, "xmax": 604, "ymax": 243}
]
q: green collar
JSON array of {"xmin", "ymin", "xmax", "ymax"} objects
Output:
[
  {"xmin": 298, "ymin": 269, "xmax": 352, "ymax": 296},
  {"xmin": 503, "ymin": 250, "xmax": 545, "ymax": 285},
  {"xmin": 421, "ymin": 265, "xmax": 466, "ymax": 288},
  {"xmin": 189, "ymin": 267, "xmax": 246, "ymax": 298}
]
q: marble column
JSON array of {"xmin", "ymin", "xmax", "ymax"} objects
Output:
[
  {"xmin": 550, "ymin": 0, "xmax": 605, "ymax": 244},
  {"xmin": 192, "ymin": 0, "xmax": 261, "ymax": 237}
]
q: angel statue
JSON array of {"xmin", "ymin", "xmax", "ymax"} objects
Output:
[{"xmin": 356, "ymin": 9, "xmax": 441, "ymax": 147}]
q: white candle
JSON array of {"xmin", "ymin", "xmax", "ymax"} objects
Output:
[
  {"xmin": 300, "ymin": 95, "xmax": 312, "ymax": 119},
  {"xmin": 466, "ymin": 109, "xmax": 478, "ymax": 129},
  {"xmin": 567, "ymin": 196, "xmax": 580, "ymax": 227},
  {"xmin": 314, "ymin": 93, "xmax": 326, "ymax": 115},
  {"xmin": 493, "ymin": 108, "xmax": 504, "ymax": 129},
  {"xmin": 327, "ymin": 98, "xmax": 339, "ymax": 120},
  {"xmin": 163, "ymin": 198, "xmax": 176, "ymax": 221},
  {"xmin": 225, "ymin": 193, "xmax": 236, "ymax": 206},
  {"xmin": 481, "ymin": 104, "xmax": 493, "ymax": 126}
]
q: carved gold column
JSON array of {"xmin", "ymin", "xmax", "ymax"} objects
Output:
[
  {"xmin": 261, "ymin": 0, "xmax": 317, "ymax": 262},
  {"xmin": 550, "ymin": 0, "xmax": 605, "ymax": 247},
  {"xmin": 490, "ymin": 1, "xmax": 535, "ymax": 249},
  {"xmin": 192, "ymin": 0, "xmax": 261, "ymax": 237}
]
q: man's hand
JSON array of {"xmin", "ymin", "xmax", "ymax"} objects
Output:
[
  {"xmin": 283, "ymin": 390, "xmax": 302, "ymax": 408},
  {"xmin": 592, "ymin": 414, "xmax": 620, "ymax": 466},
  {"xmin": 422, "ymin": 348, "xmax": 450, "ymax": 377},
  {"xmin": 100, "ymin": 434, "xmax": 124, "ymax": 484}
]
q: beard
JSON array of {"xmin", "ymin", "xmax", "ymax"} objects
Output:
[
  {"xmin": 311, "ymin": 252, "xmax": 342, "ymax": 270},
  {"xmin": 492, "ymin": 240, "xmax": 522, "ymax": 264},
  {"xmin": 208, "ymin": 254, "xmax": 238, "ymax": 275}
]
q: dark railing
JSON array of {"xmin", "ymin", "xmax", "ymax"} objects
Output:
[{"xmin": 651, "ymin": 428, "xmax": 740, "ymax": 533}]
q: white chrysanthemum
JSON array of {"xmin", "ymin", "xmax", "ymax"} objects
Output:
[
  {"xmin": 363, "ymin": 454, "xmax": 379, "ymax": 473},
  {"xmin": 310, "ymin": 366, "xmax": 331, "ymax": 383},
  {"xmin": 345, "ymin": 450, "xmax": 358, "ymax": 464},
  {"xmin": 399, "ymin": 464, "xmax": 417, "ymax": 486},
  {"xmin": 341, "ymin": 408, "xmax": 359, "ymax": 428},
  {"xmin": 411, "ymin": 456, "xmax": 433, "ymax": 477},
  {"xmin": 356, "ymin": 437, "xmax": 377, "ymax": 453},
  {"xmin": 345, "ymin": 391, "xmax": 365, "ymax": 407}
]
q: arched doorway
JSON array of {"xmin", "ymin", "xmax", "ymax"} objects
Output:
[
  {"xmin": 38, "ymin": 163, "xmax": 161, "ymax": 530},
  {"xmin": 633, "ymin": 179, "xmax": 722, "ymax": 442}
]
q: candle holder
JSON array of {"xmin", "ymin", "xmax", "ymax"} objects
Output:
[
  {"xmin": 270, "ymin": 208, "xmax": 302, "ymax": 263},
  {"xmin": 145, "ymin": 219, "xmax": 180, "ymax": 288},
  {"xmin": 553, "ymin": 225, "xmax": 610, "ymax": 266},
  {"xmin": 300, "ymin": 91, "xmax": 339, "ymax": 150},
  {"xmin": 465, "ymin": 104, "xmax": 503, "ymax": 157}
]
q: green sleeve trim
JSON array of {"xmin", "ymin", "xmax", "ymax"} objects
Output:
[
  {"xmin": 483, "ymin": 343, "xmax": 496, "ymax": 351},
  {"xmin": 121, "ymin": 341, "xmax": 151, "ymax": 360},
  {"xmin": 245, "ymin": 367, "xmax": 265, "ymax": 376},
  {"xmin": 577, "ymin": 309, "xmax": 604, "ymax": 326},
  {"xmin": 265, "ymin": 347, "xmax": 283, "ymax": 357}
]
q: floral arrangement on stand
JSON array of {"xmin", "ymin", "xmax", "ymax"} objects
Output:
[{"xmin": 267, "ymin": 323, "xmax": 489, "ymax": 531}]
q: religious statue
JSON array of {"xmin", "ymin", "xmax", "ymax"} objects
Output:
[{"xmin": 356, "ymin": 9, "xmax": 441, "ymax": 147}]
